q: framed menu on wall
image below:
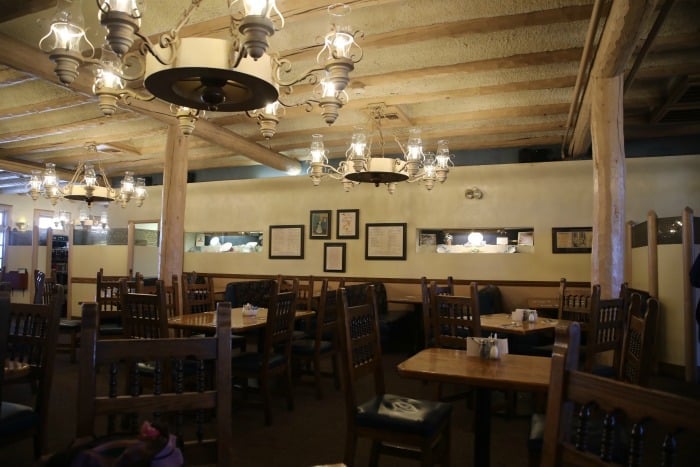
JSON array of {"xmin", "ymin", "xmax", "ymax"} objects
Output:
[
  {"xmin": 365, "ymin": 223, "xmax": 406, "ymax": 260},
  {"xmin": 269, "ymin": 225, "xmax": 304, "ymax": 259}
]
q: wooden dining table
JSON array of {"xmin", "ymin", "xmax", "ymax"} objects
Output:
[
  {"xmin": 168, "ymin": 307, "xmax": 315, "ymax": 334},
  {"xmin": 480, "ymin": 313, "xmax": 565, "ymax": 335},
  {"xmin": 397, "ymin": 347, "xmax": 551, "ymax": 467}
]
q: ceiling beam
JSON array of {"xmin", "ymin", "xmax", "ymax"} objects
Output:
[{"xmin": 0, "ymin": 0, "xmax": 55, "ymax": 23}]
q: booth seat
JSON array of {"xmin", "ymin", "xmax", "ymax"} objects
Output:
[{"xmin": 224, "ymin": 279, "xmax": 277, "ymax": 308}]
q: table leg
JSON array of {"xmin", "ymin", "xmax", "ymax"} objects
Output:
[{"xmin": 474, "ymin": 387, "xmax": 491, "ymax": 467}]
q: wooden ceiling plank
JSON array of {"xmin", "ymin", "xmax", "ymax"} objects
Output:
[
  {"xmin": 0, "ymin": 95, "xmax": 91, "ymax": 121},
  {"xmin": 0, "ymin": 0, "xmax": 56, "ymax": 23}
]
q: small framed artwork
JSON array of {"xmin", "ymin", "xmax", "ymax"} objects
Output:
[
  {"xmin": 336, "ymin": 209, "xmax": 359, "ymax": 239},
  {"xmin": 269, "ymin": 224, "xmax": 304, "ymax": 259},
  {"xmin": 365, "ymin": 222, "xmax": 407, "ymax": 260},
  {"xmin": 517, "ymin": 231, "xmax": 534, "ymax": 246},
  {"xmin": 310, "ymin": 210, "xmax": 331, "ymax": 239},
  {"xmin": 323, "ymin": 242, "xmax": 346, "ymax": 273},
  {"xmin": 552, "ymin": 227, "xmax": 593, "ymax": 253}
]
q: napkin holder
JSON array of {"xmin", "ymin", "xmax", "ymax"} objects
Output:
[
  {"xmin": 242, "ymin": 303, "xmax": 258, "ymax": 317},
  {"xmin": 466, "ymin": 336, "xmax": 508, "ymax": 359}
]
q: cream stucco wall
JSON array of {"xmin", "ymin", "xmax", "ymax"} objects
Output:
[{"xmin": 2, "ymin": 154, "xmax": 698, "ymax": 364}]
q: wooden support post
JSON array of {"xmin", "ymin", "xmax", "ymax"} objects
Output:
[
  {"xmin": 647, "ymin": 210, "xmax": 658, "ymax": 298},
  {"xmin": 682, "ymin": 206, "xmax": 697, "ymax": 382},
  {"xmin": 159, "ymin": 125, "xmax": 188, "ymax": 286},
  {"xmin": 590, "ymin": 74, "xmax": 626, "ymax": 298}
]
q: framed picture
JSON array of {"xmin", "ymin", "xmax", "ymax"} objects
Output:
[
  {"xmin": 552, "ymin": 227, "xmax": 593, "ymax": 253},
  {"xmin": 269, "ymin": 225, "xmax": 304, "ymax": 259},
  {"xmin": 336, "ymin": 209, "xmax": 359, "ymax": 239},
  {"xmin": 365, "ymin": 223, "xmax": 407, "ymax": 260},
  {"xmin": 309, "ymin": 210, "xmax": 331, "ymax": 239},
  {"xmin": 323, "ymin": 242, "xmax": 346, "ymax": 272},
  {"xmin": 517, "ymin": 231, "xmax": 534, "ymax": 246}
]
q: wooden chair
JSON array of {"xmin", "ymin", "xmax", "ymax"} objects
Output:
[
  {"xmin": 231, "ymin": 281, "xmax": 298, "ymax": 425},
  {"xmin": 430, "ymin": 281, "xmax": 481, "ymax": 349},
  {"xmin": 618, "ymin": 295, "xmax": 659, "ymax": 386},
  {"xmin": 181, "ymin": 274, "xmax": 215, "ymax": 315},
  {"xmin": 76, "ymin": 302, "xmax": 233, "ymax": 466},
  {"xmin": 119, "ymin": 279, "xmax": 169, "ymax": 339},
  {"xmin": 96, "ymin": 269, "xmax": 127, "ymax": 338},
  {"xmin": 165, "ymin": 274, "xmax": 180, "ymax": 320},
  {"xmin": 291, "ymin": 279, "xmax": 341, "ymax": 399},
  {"xmin": 0, "ymin": 295, "xmax": 61, "ymax": 459},
  {"xmin": 420, "ymin": 276, "xmax": 454, "ymax": 348},
  {"xmin": 583, "ymin": 284, "xmax": 627, "ymax": 374},
  {"xmin": 338, "ymin": 285, "xmax": 452, "ymax": 467},
  {"xmin": 558, "ymin": 277, "xmax": 593, "ymax": 324},
  {"xmin": 542, "ymin": 321, "xmax": 700, "ymax": 467}
]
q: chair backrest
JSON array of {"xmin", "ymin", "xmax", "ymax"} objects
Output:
[
  {"xmin": 96, "ymin": 269, "xmax": 125, "ymax": 317},
  {"xmin": 542, "ymin": 321, "xmax": 700, "ymax": 467},
  {"xmin": 558, "ymin": 277, "xmax": 593, "ymax": 323},
  {"xmin": 338, "ymin": 285, "xmax": 384, "ymax": 416},
  {"xmin": 314, "ymin": 279, "xmax": 340, "ymax": 345},
  {"xmin": 296, "ymin": 275, "xmax": 315, "ymax": 311},
  {"xmin": 77, "ymin": 302, "xmax": 233, "ymax": 466},
  {"xmin": 619, "ymin": 295, "xmax": 659, "ymax": 386},
  {"xmin": 262, "ymin": 281, "xmax": 298, "ymax": 365},
  {"xmin": 120, "ymin": 278, "xmax": 169, "ymax": 339},
  {"xmin": 3, "ymin": 298, "xmax": 61, "ymax": 453},
  {"xmin": 33, "ymin": 269, "xmax": 45, "ymax": 304},
  {"xmin": 420, "ymin": 276, "xmax": 455, "ymax": 348},
  {"xmin": 181, "ymin": 275, "xmax": 215, "ymax": 314},
  {"xmin": 583, "ymin": 284, "xmax": 627, "ymax": 372},
  {"xmin": 430, "ymin": 281, "xmax": 481, "ymax": 349},
  {"xmin": 165, "ymin": 274, "xmax": 181, "ymax": 319}
]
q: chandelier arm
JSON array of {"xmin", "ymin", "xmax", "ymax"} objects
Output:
[
  {"xmin": 276, "ymin": 64, "xmax": 325, "ymax": 88},
  {"xmin": 133, "ymin": 30, "xmax": 176, "ymax": 66},
  {"xmin": 120, "ymin": 88, "xmax": 155, "ymax": 103}
]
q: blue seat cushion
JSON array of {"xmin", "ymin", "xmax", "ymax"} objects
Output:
[
  {"xmin": 0, "ymin": 402, "xmax": 38, "ymax": 436},
  {"xmin": 231, "ymin": 352, "xmax": 286, "ymax": 371},
  {"xmin": 356, "ymin": 394, "xmax": 452, "ymax": 437},
  {"xmin": 291, "ymin": 339, "xmax": 333, "ymax": 356},
  {"xmin": 591, "ymin": 364, "xmax": 616, "ymax": 378}
]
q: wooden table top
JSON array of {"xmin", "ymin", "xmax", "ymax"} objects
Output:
[
  {"xmin": 168, "ymin": 307, "xmax": 314, "ymax": 333},
  {"xmin": 3, "ymin": 359, "xmax": 31, "ymax": 382},
  {"xmin": 480, "ymin": 313, "xmax": 565, "ymax": 335},
  {"xmin": 397, "ymin": 347, "xmax": 551, "ymax": 393}
]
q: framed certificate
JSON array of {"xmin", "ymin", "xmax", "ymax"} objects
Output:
[
  {"xmin": 365, "ymin": 223, "xmax": 406, "ymax": 260},
  {"xmin": 336, "ymin": 209, "xmax": 359, "ymax": 239},
  {"xmin": 269, "ymin": 225, "xmax": 304, "ymax": 259}
]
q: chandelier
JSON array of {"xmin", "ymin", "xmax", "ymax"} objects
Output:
[
  {"xmin": 26, "ymin": 147, "xmax": 147, "ymax": 208},
  {"xmin": 38, "ymin": 1, "xmax": 363, "ymax": 136},
  {"xmin": 308, "ymin": 104, "xmax": 454, "ymax": 194}
]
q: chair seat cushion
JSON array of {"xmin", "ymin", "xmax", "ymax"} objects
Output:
[
  {"xmin": 0, "ymin": 402, "xmax": 38, "ymax": 436},
  {"xmin": 591, "ymin": 364, "xmax": 616, "ymax": 378},
  {"xmin": 231, "ymin": 352, "xmax": 285, "ymax": 371},
  {"xmin": 291, "ymin": 339, "xmax": 333, "ymax": 355},
  {"xmin": 99, "ymin": 323, "xmax": 124, "ymax": 336},
  {"xmin": 356, "ymin": 394, "xmax": 452, "ymax": 437}
]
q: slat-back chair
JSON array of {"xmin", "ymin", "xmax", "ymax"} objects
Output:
[
  {"xmin": 165, "ymin": 274, "xmax": 180, "ymax": 320},
  {"xmin": 542, "ymin": 321, "xmax": 700, "ymax": 467},
  {"xmin": 619, "ymin": 295, "xmax": 659, "ymax": 386},
  {"xmin": 76, "ymin": 302, "xmax": 233, "ymax": 466},
  {"xmin": 420, "ymin": 276, "xmax": 455, "ymax": 348},
  {"xmin": 231, "ymin": 280, "xmax": 298, "ymax": 425},
  {"xmin": 430, "ymin": 281, "xmax": 481, "ymax": 350},
  {"xmin": 0, "ymin": 296, "xmax": 61, "ymax": 459},
  {"xmin": 584, "ymin": 284, "xmax": 628, "ymax": 374},
  {"xmin": 291, "ymin": 278, "xmax": 341, "ymax": 399},
  {"xmin": 96, "ymin": 269, "xmax": 128, "ymax": 337},
  {"xmin": 181, "ymin": 274, "xmax": 215, "ymax": 315},
  {"xmin": 120, "ymin": 278, "xmax": 169, "ymax": 339},
  {"xmin": 338, "ymin": 285, "xmax": 452, "ymax": 467},
  {"xmin": 558, "ymin": 277, "xmax": 593, "ymax": 324}
]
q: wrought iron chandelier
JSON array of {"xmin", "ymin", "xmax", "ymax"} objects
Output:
[
  {"xmin": 39, "ymin": 1, "xmax": 363, "ymax": 136},
  {"xmin": 308, "ymin": 104, "xmax": 454, "ymax": 194},
  {"xmin": 26, "ymin": 145, "xmax": 147, "ymax": 208}
]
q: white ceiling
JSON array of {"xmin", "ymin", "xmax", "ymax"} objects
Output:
[{"xmin": 0, "ymin": 0, "xmax": 698, "ymax": 193}]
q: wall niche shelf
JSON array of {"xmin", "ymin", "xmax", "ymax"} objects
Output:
[
  {"xmin": 185, "ymin": 231, "xmax": 263, "ymax": 253},
  {"xmin": 416, "ymin": 227, "xmax": 534, "ymax": 254}
]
